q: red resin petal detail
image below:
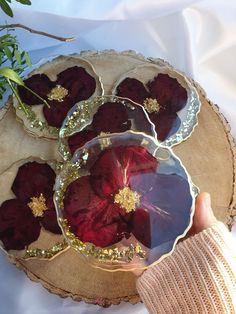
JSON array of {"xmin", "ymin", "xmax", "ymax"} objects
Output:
[
  {"xmin": 149, "ymin": 112, "xmax": 181, "ymax": 141},
  {"xmin": 0, "ymin": 199, "xmax": 41, "ymax": 250},
  {"xmin": 11, "ymin": 161, "xmax": 56, "ymax": 202},
  {"xmin": 116, "ymin": 78, "xmax": 149, "ymax": 104},
  {"xmin": 148, "ymin": 73, "xmax": 187, "ymax": 113},
  {"xmin": 68, "ymin": 130, "xmax": 97, "ymax": 155},
  {"xmin": 18, "ymin": 74, "xmax": 54, "ymax": 105},
  {"xmin": 63, "ymin": 176, "xmax": 129, "ymax": 247},
  {"xmin": 43, "ymin": 99, "xmax": 72, "ymax": 128},
  {"xmin": 90, "ymin": 146, "xmax": 158, "ymax": 198},
  {"xmin": 40, "ymin": 197, "xmax": 62, "ymax": 234},
  {"xmin": 92, "ymin": 102, "xmax": 131, "ymax": 134},
  {"xmin": 56, "ymin": 66, "xmax": 96, "ymax": 103}
]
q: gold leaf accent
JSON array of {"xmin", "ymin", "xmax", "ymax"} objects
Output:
[
  {"xmin": 47, "ymin": 85, "xmax": 68, "ymax": 102},
  {"xmin": 23, "ymin": 239, "xmax": 68, "ymax": 259},
  {"xmin": 143, "ymin": 98, "xmax": 161, "ymax": 114},
  {"xmin": 114, "ymin": 186, "xmax": 140, "ymax": 213},
  {"xmin": 98, "ymin": 133, "xmax": 112, "ymax": 150},
  {"xmin": 59, "ymin": 218, "xmax": 146, "ymax": 262},
  {"xmin": 28, "ymin": 194, "xmax": 47, "ymax": 217}
]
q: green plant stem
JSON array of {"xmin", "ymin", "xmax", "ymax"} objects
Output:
[
  {"xmin": 7, "ymin": 78, "xmax": 28, "ymax": 116},
  {"xmin": 23, "ymin": 85, "xmax": 50, "ymax": 108}
]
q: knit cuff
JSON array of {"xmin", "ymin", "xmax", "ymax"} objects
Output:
[{"xmin": 137, "ymin": 222, "xmax": 236, "ymax": 314}]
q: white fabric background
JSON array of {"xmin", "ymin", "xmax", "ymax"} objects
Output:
[{"xmin": 0, "ymin": 1, "xmax": 235, "ymax": 313}]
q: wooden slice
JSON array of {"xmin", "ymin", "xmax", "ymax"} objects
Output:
[{"xmin": 0, "ymin": 51, "xmax": 235, "ymax": 307}]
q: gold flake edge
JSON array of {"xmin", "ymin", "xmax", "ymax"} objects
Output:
[
  {"xmin": 59, "ymin": 218, "xmax": 145, "ymax": 262},
  {"xmin": 23, "ymin": 239, "xmax": 68, "ymax": 260},
  {"xmin": 17, "ymin": 103, "xmax": 59, "ymax": 135}
]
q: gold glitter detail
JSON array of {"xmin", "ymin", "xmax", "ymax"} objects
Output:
[
  {"xmin": 23, "ymin": 239, "xmax": 68, "ymax": 259},
  {"xmin": 17, "ymin": 103, "xmax": 59, "ymax": 135},
  {"xmin": 28, "ymin": 194, "xmax": 47, "ymax": 217},
  {"xmin": 143, "ymin": 98, "xmax": 161, "ymax": 114},
  {"xmin": 98, "ymin": 136, "xmax": 112, "ymax": 150},
  {"xmin": 99, "ymin": 131, "xmax": 110, "ymax": 136},
  {"xmin": 47, "ymin": 85, "xmax": 68, "ymax": 102},
  {"xmin": 59, "ymin": 218, "xmax": 145, "ymax": 262},
  {"xmin": 114, "ymin": 187, "xmax": 140, "ymax": 213}
]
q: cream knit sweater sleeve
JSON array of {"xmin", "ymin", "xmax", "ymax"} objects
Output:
[{"xmin": 137, "ymin": 222, "xmax": 236, "ymax": 314}]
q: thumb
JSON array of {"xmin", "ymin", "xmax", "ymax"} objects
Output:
[{"xmin": 192, "ymin": 192, "xmax": 217, "ymax": 233}]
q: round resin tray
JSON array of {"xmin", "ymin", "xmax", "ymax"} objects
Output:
[
  {"xmin": 12, "ymin": 55, "xmax": 104, "ymax": 139},
  {"xmin": 59, "ymin": 95, "xmax": 157, "ymax": 161},
  {"xmin": 55, "ymin": 131, "xmax": 195, "ymax": 271},
  {"xmin": 0, "ymin": 157, "xmax": 67, "ymax": 259},
  {"xmin": 112, "ymin": 63, "xmax": 200, "ymax": 146},
  {"xmin": 0, "ymin": 50, "xmax": 235, "ymax": 307}
]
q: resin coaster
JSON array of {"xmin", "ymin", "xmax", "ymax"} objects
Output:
[
  {"xmin": 12, "ymin": 55, "xmax": 104, "ymax": 139},
  {"xmin": 55, "ymin": 131, "xmax": 195, "ymax": 272},
  {"xmin": 112, "ymin": 63, "xmax": 200, "ymax": 146},
  {"xmin": 0, "ymin": 157, "xmax": 67, "ymax": 260},
  {"xmin": 59, "ymin": 95, "xmax": 157, "ymax": 161}
]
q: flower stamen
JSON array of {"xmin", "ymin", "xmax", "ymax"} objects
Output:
[
  {"xmin": 143, "ymin": 98, "xmax": 161, "ymax": 114},
  {"xmin": 114, "ymin": 186, "xmax": 140, "ymax": 213},
  {"xmin": 47, "ymin": 85, "xmax": 68, "ymax": 102},
  {"xmin": 28, "ymin": 194, "xmax": 48, "ymax": 217}
]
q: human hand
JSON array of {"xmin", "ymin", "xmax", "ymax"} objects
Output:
[{"xmin": 130, "ymin": 192, "xmax": 218, "ymax": 277}]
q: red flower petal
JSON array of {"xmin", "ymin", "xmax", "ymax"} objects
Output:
[
  {"xmin": 148, "ymin": 74, "xmax": 187, "ymax": 113},
  {"xmin": 116, "ymin": 77, "xmax": 149, "ymax": 104},
  {"xmin": 68, "ymin": 130, "xmax": 97, "ymax": 155},
  {"xmin": 92, "ymin": 102, "xmax": 131, "ymax": 134},
  {"xmin": 40, "ymin": 197, "xmax": 62, "ymax": 234},
  {"xmin": 63, "ymin": 176, "xmax": 130, "ymax": 247},
  {"xmin": 18, "ymin": 74, "xmax": 54, "ymax": 105},
  {"xmin": 12, "ymin": 162, "xmax": 56, "ymax": 201},
  {"xmin": 149, "ymin": 112, "xmax": 181, "ymax": 141},
  {"xmin": 138, "ymin": 173, "xmax": 192, "ymax": 248},
  {"xmin": 131, "ymin": 208, "xmax": 151, "ymax": 248},
  {"xmin": 0, "ymin": 199, "xmax": 41, "ymax": 250},
  {"xmin": 43, "ymin": 99, "xmax": 72, "ymax": 128},
  {"xmin": 56, "ymin": 66, "xmax": 96, "ymax": 103},
  {"xmin": 90, "ymin": 146, "xmax": 158, "ymax": 198}
]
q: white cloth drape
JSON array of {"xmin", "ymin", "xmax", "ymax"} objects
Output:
[{"xmin": 0, "ymin": 1, "xmax": 235, "ymax": 313}]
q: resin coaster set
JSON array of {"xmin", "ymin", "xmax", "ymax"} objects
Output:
[{"xmin": 0, "ymin": 51, "xmax": 235, "ymax": 306}]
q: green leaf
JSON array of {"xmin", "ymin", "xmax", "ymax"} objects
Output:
[
  {"xmin": 0, "ymin": 0, "xmax": 13, "ymax": 17},
  {"xmin": 0, "ymin": 67, "xmax": 25, "ymax": 86},
  {"xmin": 23, "ymin": 51, "xmax": 32, "ymax": 67},
  {"xmin": 3, "ymin": 46, "xmax": 13, "ymax": 61},
  {"xmin": 14, "ymin": 49, "xmax": 21, "ymax": 64},
  {"xmin": 16, "ymin": 0, "xmax": 31, "ymax": 5}
]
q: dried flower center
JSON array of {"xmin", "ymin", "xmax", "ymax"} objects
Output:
[
  {"xmin": 143, "ymin": 98, "xmax": 161, "ymax": 114},
  {"xmin": 47, "ymin": 85, "xmax": 68, "ymax": 102},
  {"xmin": 114, "ymin": 187, "xmax": 140, "ymax": 213},
  {"xmin": 28, "ymin": 194, "xmax": 48, "ymax": 217}
]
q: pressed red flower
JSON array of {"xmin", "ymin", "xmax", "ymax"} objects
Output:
[
  {"xmin": 0, "ymin": 161, "xmax": 61, "ymax": 251},
  {"xmin": 68, "ymin": 130, "xmax": 97, "ymax": 155},
  {"xmin": 92, "ymin": 102, "xmax": 131, "ymax": 134},
  {"xmin": 0, "ymin": 199, "xmax": 41, "ymax": 250},
  {"xmin": 63, "ymin": 176, "xmax": 130, "ymax": 247},
  {"xmin": 116, "ymin": 74, "xmax": 188, "ymax": 141},
  {"xmin": 63, "ymin": 146, "xmax": 192, "ymax": 249},
  {"xmin": 66, "ymin": 101, "xmax": 134, "ymax": 155},
  {"xmin": 18, "ymin": 66, "xmax": 96, "ymax": 128},
  {"xmin": 90, "ymin": 146, "xmax": 158, "ymax": 198},
  {"xmin": 43, "ymin": 99, "xmax": 72, "ymax": 128},
  {"xmin": 12, "ymin": 161, "xmax": 56, "ymax": 201}
]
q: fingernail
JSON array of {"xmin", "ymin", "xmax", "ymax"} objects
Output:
[{"xmin": 203, "ymin": 193, "xmax": 211, "ymax": 208}]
